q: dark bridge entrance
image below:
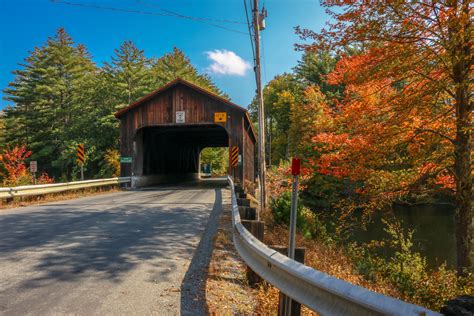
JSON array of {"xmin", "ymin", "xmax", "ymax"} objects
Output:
[{"xmin": 115, "ymin": 78, "xmax": 256, "ymax": 188}]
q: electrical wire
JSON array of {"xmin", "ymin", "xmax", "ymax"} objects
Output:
[
  {"xmin": 51, "ymin": 0, "xmax": 249, "ymax": 35},
  {"xmin": 136, "ymin": 0, "xmax": 246, "ymax": 25},
  {"xmin": 244, "ymin": 0, "xmax": 256, "ymax": 65},
  {"xmin": 51, "ymin": 0, "xmax": 172, "ymax": 17}
]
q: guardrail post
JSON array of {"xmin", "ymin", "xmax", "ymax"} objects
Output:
[
  {"xmin": 238, "ymin": 206, "xmax": 257, "ymax": 220},
  {"xmin": 441, "ymin": 296, "xmax": 474, "ymax": 315},
  {"xmin": 237, "ymin": 197, "xmax": 251, "ymax": 207},
  {"xmin": 6, "ymin": 188, "xmax": 14, "ymax": 204},
  {"xmin": 241, "ymin": 219, "xmax": 265, "ymax": 286},
  {"xmin": 235, "ymin": 184, "xmax": 245, "ymax": 194},
  {"xmin": 271, "ymin": 246, "xmax": 306, "ymax": 316}
]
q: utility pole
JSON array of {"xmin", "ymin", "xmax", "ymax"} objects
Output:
[{"xmin": 253, "ymin": 0, "xmax": 266, "ymax": 213}]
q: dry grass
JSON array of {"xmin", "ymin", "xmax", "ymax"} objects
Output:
[
  {"xmin": 0, "ymin": 186, "xmax": 122, "ymax": 210},
  {"xmin": 254, "ymin": 207, "xmax": 400, "ymax": 314},
  {"xmin": 205, "ymin": 188, "xmax": 257, "ymax": 315}
]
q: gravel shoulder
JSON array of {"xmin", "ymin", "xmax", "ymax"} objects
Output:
[{"xmin": 205, "ymin": 187, "xmax": 257, "ymax": 314}]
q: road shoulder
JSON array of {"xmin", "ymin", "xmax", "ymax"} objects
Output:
[{"xmin": 205, "ymin": 187, "xmax": 257, "ymax": 314}]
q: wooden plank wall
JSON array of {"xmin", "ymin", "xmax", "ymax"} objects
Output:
[{"xmin": 119, "ymin": 83, "xmax": 256, "ymax": 185}]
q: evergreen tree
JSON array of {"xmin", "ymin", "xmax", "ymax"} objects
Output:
[
  {"xmin": 3, "ymin": 30, "xmax": 226, "ymax": 181},
  {"xmin": 103, "ymin": 40, "xmax": 152, "ymax": 106},
  {"xmin": 151, "ymin": 47, "xmax": 227, "ymax": 98},
  {"xmin": 4, "ymin": 28, "xmax": 98, "ymax": 180},
  {"xmin": 294, "ymin": 50, "xmax": 343, "ymax": 103}
]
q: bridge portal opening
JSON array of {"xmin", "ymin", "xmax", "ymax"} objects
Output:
[{"xmin": 132, "ymin": 124, "xmax": 229, "ymax": 186}]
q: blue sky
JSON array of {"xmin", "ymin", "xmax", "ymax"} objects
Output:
[{"xmin": 0, "ymin": 0, "xmax": 328, "ymax": 109}]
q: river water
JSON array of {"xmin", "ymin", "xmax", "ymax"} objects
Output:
[{"xmin": 351, "ymin": 203, "xmax": 456, "ymax": 268}]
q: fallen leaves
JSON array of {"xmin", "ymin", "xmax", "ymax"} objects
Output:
[{"xmin": 205, "ymin": 188, "xmax": 257, "ymax": 314}]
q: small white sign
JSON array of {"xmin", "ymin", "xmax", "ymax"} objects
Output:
[
  {"xmin": 238, "ymin": 154, "xmax": 242, "ymax": 164},
  {"xmin": 176, "ymin": 111, "xmax": 185, "ymax": 123},
  {"xmin": 30, "ymin": 161, "xmax": 37, "ymax": 173}
]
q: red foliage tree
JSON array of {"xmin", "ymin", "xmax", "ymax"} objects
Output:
[
  {"xmin": 297, "ymin": 1, "xmax": 472, "ymax": 273},
  {"xmin": 0, "ymin": 145, "xmax": 32, "ymax": 186}
]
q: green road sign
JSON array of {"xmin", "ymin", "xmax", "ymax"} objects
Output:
[{"xmin": 120, "ymin": 156, "xmax": 132, "ymax": 163}]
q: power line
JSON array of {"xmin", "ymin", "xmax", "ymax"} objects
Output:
[
  {"xmin": 51, "ymin": 0, "xmax": 249, "ymax": 35},
  {"xmin": 51, "ymin": 0, "xmax": 172, "ymax": 17},
  {"xmin": 136, "ymin": 0, "xmax": 246, "ymax": 25},
  {"xmin": 244, "ymin": 0, "xmax": 256, "ymax": 64},
  {"xmin": 135, "ymin": 0, "xmax": 248, "ymax": 35}
]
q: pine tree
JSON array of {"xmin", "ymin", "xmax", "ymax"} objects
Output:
[
  {"xmin": 294, "ymin": 50, "xmax": 343, "ymax": 104},
  {"xmin": 151, "ymin": 47, "xmax": 227, "ymax": 98},
  {"xmin": 3, "ymin": 31, "xmax": 227, "ymax": 181},
  {"xmin": 103, "ymin": 40, "xmax": 152, "ymax": 106},
  {"xmin": 4, "ymin": 28, "xmax": 98, "ymax": 179}
]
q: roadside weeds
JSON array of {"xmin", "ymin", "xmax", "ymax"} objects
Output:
[
  {"xmin": 0, "ymin": 186, "xmax": 122, "ymax": 210},
  {"xmin": 254, "ymin": 207, "xmax": 402, "ymax": 314}
]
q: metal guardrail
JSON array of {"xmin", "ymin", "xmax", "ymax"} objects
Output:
[
  {"xmin": 0, "ymin": 177, "xmax": 131, "ymax": 199},
  {"xmin": 228, "ymin": 176, "xmax": 441, "ymax": 316}
]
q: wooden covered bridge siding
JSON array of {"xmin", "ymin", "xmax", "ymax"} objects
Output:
[{"xmin": 115, "ymin": 78, "xmax": 256, "ymax": 188}]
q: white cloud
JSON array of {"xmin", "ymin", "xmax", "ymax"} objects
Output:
[{"xmin": 206, "ymin": 49, "xmax": 252, "ymax": 76}]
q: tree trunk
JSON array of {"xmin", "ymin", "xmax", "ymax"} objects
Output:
[
  {"xmin": 448, "ymin": 0, "xmax": 472, "ymax": 275},
  {"xmin": 454, "ymin": 84, "xmax": 472, "ymax": 274}
]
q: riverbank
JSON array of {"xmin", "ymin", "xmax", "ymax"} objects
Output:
[{"xmin": 255, "ymin": 206, "xmax": 473, "ymax": 312}]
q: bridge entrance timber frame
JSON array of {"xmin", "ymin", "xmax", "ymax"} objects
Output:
[{"xmin": 115, "ymin": 78, "xmax": 257, "ymax": 188}]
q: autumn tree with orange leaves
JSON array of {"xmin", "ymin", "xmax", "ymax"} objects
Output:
[
  {"xmin": 0, "ymin": 145, "xmax": 32, "ymax": 186},
  {"xmin": 297, "ymin": 0, "xmax": 472, "ymax": 273}
]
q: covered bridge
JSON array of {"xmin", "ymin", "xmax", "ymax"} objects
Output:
[{"xmin": 114, "ymin": 78, "xmax": 257, "ymax": 188}]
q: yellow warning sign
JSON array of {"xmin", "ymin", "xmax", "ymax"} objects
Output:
[
  {"xmin": 230, "ymin": 146, "xmax": 239, "ymax": 167},
  {"xmin": 214, "ymin": 112, "xmax": 227, "ymax": 123},
  {"xmin": 77, "ymin": 143, "xmax": 85, "ymax": 164}
]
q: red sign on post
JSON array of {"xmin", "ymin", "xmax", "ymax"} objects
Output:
[{"xmin": 291, "ymin": 157, "xmax": 300, "ymax": 176}]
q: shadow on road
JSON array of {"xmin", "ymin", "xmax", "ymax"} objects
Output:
[
  {"xmin": 0, "ymin": 186, "xmax": 217, "ymax": 289},
  {"xmin": 180, "ymin": 188, "xmax": 223, "ymax": 316}
]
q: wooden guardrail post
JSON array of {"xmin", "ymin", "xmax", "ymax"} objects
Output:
[
  {"xmin": 241, "ymin": 219, "xmax": 265, "ymax": 286},
  {"xmin": 238, "ymin": 206, "xmax": 257, "ymax": 220},
  {"xmin": 272, "ymin": 246, "xmax": 306, "ymax": 316},
  {"xmin": 235, "ymin": 188, "xmax": 266, "ymax": 287}
]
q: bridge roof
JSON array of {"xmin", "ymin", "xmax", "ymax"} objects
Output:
[{"xmin": 114, "ymin": 78, "xmax": 256, "ymax": 140}]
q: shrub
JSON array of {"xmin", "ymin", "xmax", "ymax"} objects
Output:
[
  {"xmin": 270, "ymin": 191, "xmax": 326, "ymax": 239},
  {"xmin": 37, "ymin": 172, "xmax": 54, "ymax": 184},
  {"xmin": 97, "ymin": 148, "xmax": 121, "ymax": 178},
  {"xmin": 0, "ymin": 145, "xmax": 32, "ymax": 186},
  {"xmin": 348, "ymin": 218, "xmax": 474, "ymax": 311}
]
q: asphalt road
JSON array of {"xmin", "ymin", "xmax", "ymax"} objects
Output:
[{"xmin": 0, "ymin": 179, "xmax": 227, "ymax": 315}]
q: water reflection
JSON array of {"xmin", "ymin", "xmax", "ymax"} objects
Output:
[{"xmin": 351, "ymin": 203, "xmax": 456, "ymax": 268}]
